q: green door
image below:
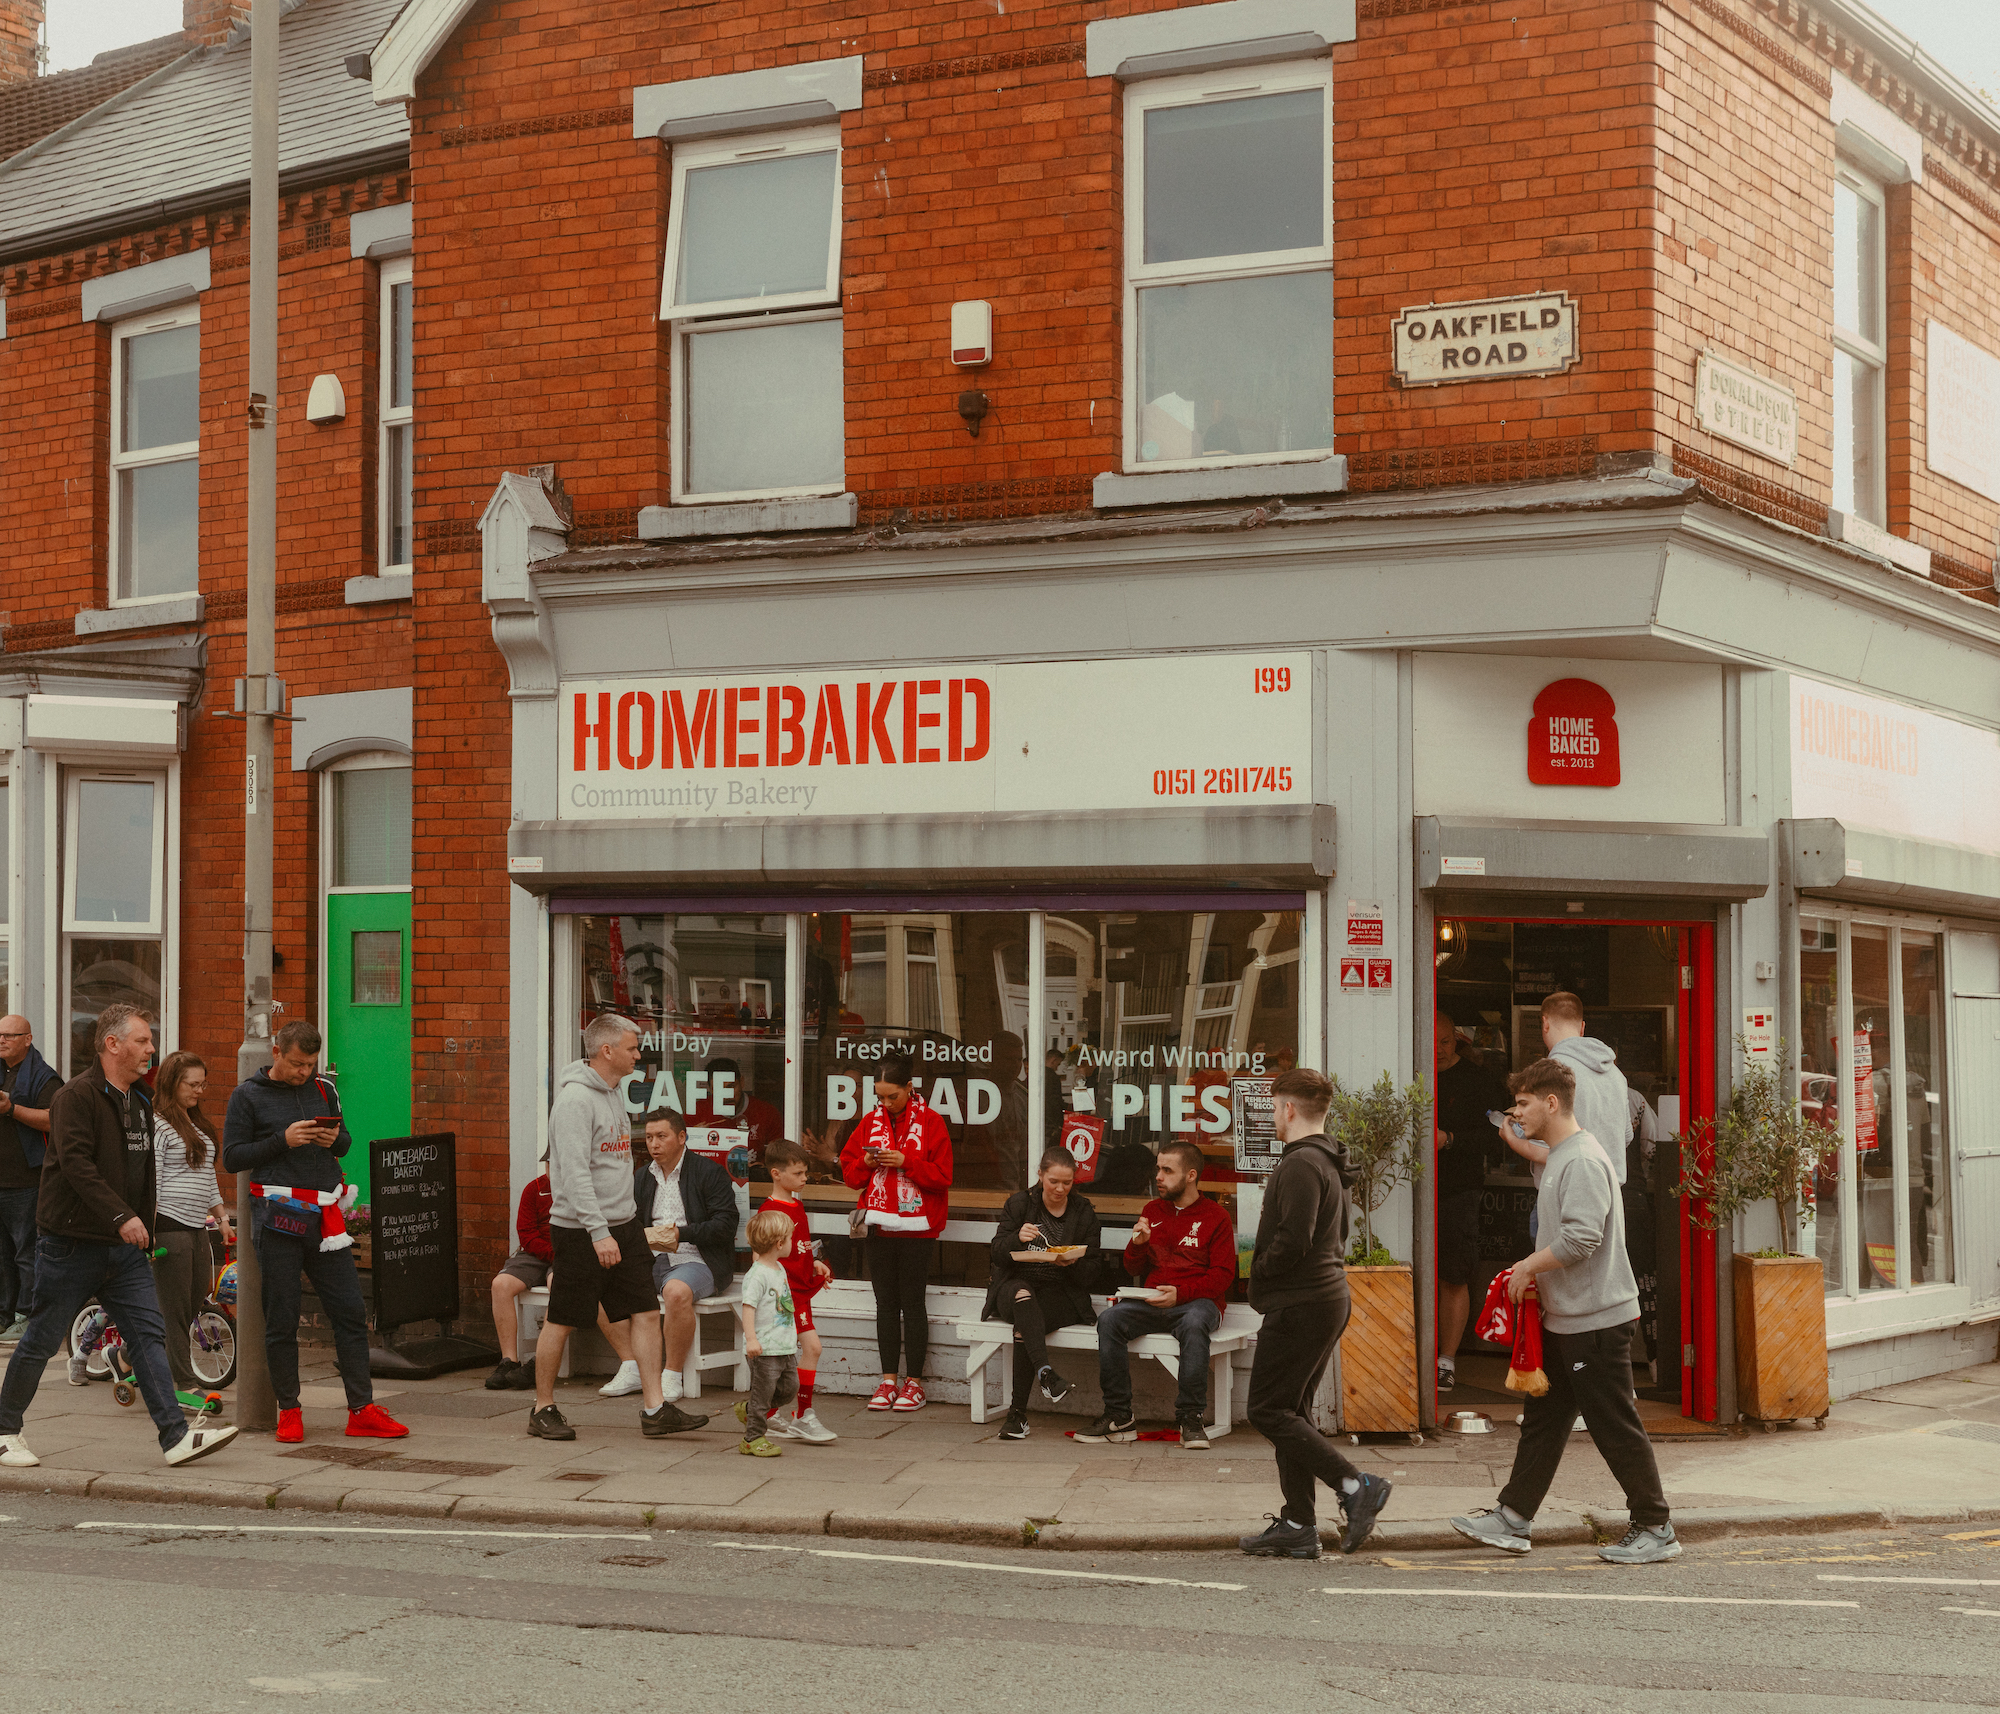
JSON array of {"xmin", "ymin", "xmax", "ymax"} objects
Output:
[{"xmin": 325, "ymin": 891, "xmax": 413, "ymax": 1207}]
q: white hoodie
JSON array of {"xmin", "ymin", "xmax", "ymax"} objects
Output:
[
  {"xmin": 1549, "ymin": 1035, "xmax": 1630, "ymax": 1187},
  {"xmin": 547, "ymin": 1059, "xmax": 635, "ymax": 1240}
]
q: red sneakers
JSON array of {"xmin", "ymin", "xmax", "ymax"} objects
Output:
[
  {"xmin": 345, "ymin": 1403, "xmax": 410, "ymax": 1439},
  {"xmin": 892, "ymin": 1379, "xmax": 926, "ymax": 1412},
  {"xmin": 866, "ymin": 1378, "xmax": 898, "ymax": 1410},
  {"xmin": 275, "ymin": 1407, "xmax": 304, "ymax": 1444}
]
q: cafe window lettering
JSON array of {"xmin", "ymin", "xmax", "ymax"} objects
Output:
[{"xmin": 1797, "ymin": 911, "xmax": 1954, "ymax": 1301}]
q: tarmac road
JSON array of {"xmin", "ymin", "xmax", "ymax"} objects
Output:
[{"xmin": 2, "ymin": 1494, "xmax": 1998, "ymax": 1711}]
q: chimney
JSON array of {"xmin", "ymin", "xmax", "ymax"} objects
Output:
[
  {"xmin": 0, "ymin": 0, "xmax": 44, "ymax": 83},
  {"xmin": 184, "ymin": 0, "xmax": 252, "ymax": 49}
]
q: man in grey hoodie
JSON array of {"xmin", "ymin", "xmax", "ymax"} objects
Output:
[
  {"xmin": 529, "ymin": 1013, "xmax": 706, "ymax": 1441},
  {"xmin": 1451, "ymin": 1057, "xmax": 1678, "ymax": 1565}
]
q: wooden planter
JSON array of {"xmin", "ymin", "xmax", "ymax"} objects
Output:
[
  {"xmin": 1338, "ymin": 1264, "xmax": 1418, "ymax": 1434},
  {"xmin": 1733, "ymin": 1252, "xmax": 1829, "ymax": 1425},
  {"xmin": 349, "ymin": 1235, "xmax": 372, "ymax": 1271}
]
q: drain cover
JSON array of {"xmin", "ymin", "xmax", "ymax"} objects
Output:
[{"xmin": 1938, "ymin": 1421, "xmax": 2000, "ymax": 1444}]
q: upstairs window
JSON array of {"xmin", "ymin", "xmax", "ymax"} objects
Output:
[
  {"xmin": 379, "ymin": 258, "xmax": 414, "ymax": 571},
  {"xmin": 1125, "ymin": 66, "xmax": 1333, "ymax": 471},
  {"xmin": 1832, "ymin": 163, "xmax": 1886, "ymax": 524},
  {"xmin": 110, "ymin": 306, "xmax": 200, "ymax": 602},
  {"xmin": 662, "ymin": 126, "xmax": 844, "ymax": 503}
]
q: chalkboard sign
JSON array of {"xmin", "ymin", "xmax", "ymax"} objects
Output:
[{"xmin": 369, "ymin": 1132, "xmax": 459, "ymax": 1330}]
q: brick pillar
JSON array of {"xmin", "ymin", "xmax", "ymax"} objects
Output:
[
  {"xmin": 184, "ymin": 0, "xmax": 251, "ymax": 49},
  {"xmin": 0, "ymin": 0, "xmax": 43, "ymax": 82}
]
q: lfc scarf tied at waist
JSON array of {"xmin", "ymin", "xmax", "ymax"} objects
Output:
[
  {"xmin": 251, "ymin": 1181, "xmax": 358, "ymax": 1252},
  {"xmin": 1474, "ymin": 1268, "xmax": 1549, "ymax": 1396},
  {"xmin": 853, "ymin": 1095, "xmax": 934, "ymax": 1233}
]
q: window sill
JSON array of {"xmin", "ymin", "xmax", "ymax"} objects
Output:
[
  {"xmin": 75, "ymin": 595, "xmax": 204, "ymax": 636},
  {"xmin": 1827, "ymin": 510, "xmax": 1933, "ymax": 578},
  {"xmin": 1825, "ymin": 1283, "xmax": 1973, "ymax": 1348},
  {"xmin": 639, "ymin": 493, "xmax": 857, "ymax": 541},
  {"xmin": 346, "ymin": 574, "xmax": 413, "ymax": 606},
  {"xmin": 1093, "ymin": 456, "xmax": 1347, "ymax": 510}
]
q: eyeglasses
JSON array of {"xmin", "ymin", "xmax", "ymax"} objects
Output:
[{"xmin": 0, "ymin": 1032, "xmax": 29, "ymax": 1041}]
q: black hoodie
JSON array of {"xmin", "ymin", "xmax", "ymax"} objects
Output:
[
  {"xmin": 221, "ymin": 1068, "xmax": 351, "ymax": 1195},
  {"xmin": 1248, "ymin": 1132, "xmax": 1356, "ymax": 1313}
]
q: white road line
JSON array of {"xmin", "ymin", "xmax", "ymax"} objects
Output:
[
  {"xmin": 75, "ymin": 1522, "xmax": 652, "ymax": 1541},
  {"xmin": 1320, "ymin": 1588, "xmax": 1857, "ymax": 1608},
  {"xmin": 1942, "ymin": 1607, "xmax": 2000, "ymax": 1618},
  {"xmin": 713, "ymin": 1541, "xmax": 1245, "ymax": 1591},
  {"xmin": 1819, "ymin": 1574, "xmax": 2000, "ymax": 1587}
]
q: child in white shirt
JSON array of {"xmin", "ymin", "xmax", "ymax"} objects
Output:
[{"xmin": 737, "ymin": 1208, "xmax": 798, "ymax": 1457}]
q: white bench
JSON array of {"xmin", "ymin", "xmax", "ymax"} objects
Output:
[
  {"xmin": 956, "ymin": 1300, "xmax": 1261, "ymax": 1439},
  {"xmin": 514, "ymin": 1282, "xmax": 748, "ymax": 1395}
]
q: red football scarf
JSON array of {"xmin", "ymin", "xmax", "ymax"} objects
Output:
[
  {"xmin": 250, "ymin": 1181, "xmax": 357, "ymax": 1253},
  {"xmin": 1474, "ymin": 1269, "xmax": 1548, "ymax": 1396},
  {"xmin": 854, "ymin": 1094, "xmax": 933, "ymax": 1232}
]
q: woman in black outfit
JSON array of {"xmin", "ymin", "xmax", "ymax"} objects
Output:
[{"xmin": 987, "ymin": 1150, "xmax": 1101, "ymax": 1441}]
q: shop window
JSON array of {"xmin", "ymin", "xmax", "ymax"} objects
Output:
[
  {"xmin": 1832, "ymin": 162, "xmax": 1886, "ymax": 525},
  {"xmin": 331, "ymin": 763, "xmax": 412, "ymax": 888},
  {"xmin": 61, "ymin": 770, "xmax": 166, "ymax": 1073},
  {"xmin": 110, "ymin": 306, "xmax": 200, "ymax": 603},
  {"xmin": 1797, "ymin": 912, "xmax": 1953, "ymax": 1300},
  {"xmin": 663, "ymin": 126, "xmax": 843, "ymax": 503},
  {"xmin": 379, "ymin": 258, "xmax": 414, "ymax": 572},
  {"xmin": 1124, "ymin": 65, "xmax": 1332, "ymax": 471}
]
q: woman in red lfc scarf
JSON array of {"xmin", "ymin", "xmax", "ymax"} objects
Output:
[{"xmin": 840, "ymin": 1051, "xmax": 953, "ymax": 1410}]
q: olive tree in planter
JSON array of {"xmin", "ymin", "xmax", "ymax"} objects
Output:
[
  {"xmin": 1326, "ymin": 1071, "xmax": 1431, "ymax": 1435},
  {"xmin": 1677, "ymin": 1036, "xmax": 1842, "ymax": 1427}
]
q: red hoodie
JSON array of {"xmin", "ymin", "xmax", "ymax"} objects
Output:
[
  {"xmin": 516, "ymin": 1175, "xmax": 554, "ymax": 1264},
  {"xmin": 840, "ymin": 1096, "xmax": 954, "ymax": 1239},
  {"xmin": 1123, "ymin": 1194, "xmax": 1236, "ymax": 1310}
]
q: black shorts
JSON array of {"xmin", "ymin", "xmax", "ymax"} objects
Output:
[
  {"xmin": 1438, "ymin": 1189, "xmax": 1482, "ymax": 1288},
  {"xmin": 546, "ymin": 1219, "xmax": 658, "ymax": 1329}
]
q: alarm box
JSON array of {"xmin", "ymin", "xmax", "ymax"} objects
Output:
[{"xmin": 950, "ymin": 299, "xmax": 992, "ymax": 367}]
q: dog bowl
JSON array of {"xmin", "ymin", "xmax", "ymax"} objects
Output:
[{"xmin": 1442, "ymin": 1409, "xmax": 1494, "ymax": 1435}]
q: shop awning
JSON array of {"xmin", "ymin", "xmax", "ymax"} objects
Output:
[
  {"xmin": 507, "ymin": 803, "xmax": 1334, "ymax": 892},
  {"xmin": 1786, "ymin": 817, "xmax": 2000, "ymax": 919},
  {"xmin": 1417, "ymin": 815, "xmax": 1771, "ymax": 900}
]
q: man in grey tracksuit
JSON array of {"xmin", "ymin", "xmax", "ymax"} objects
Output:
[
  {"xmin": 1451, "ymin": 1056, "xmax": 1679, "ymax": 1566},
  {"xmin": 528, "ymin": 1013, "xmax": 705, "ymax": 1441}
]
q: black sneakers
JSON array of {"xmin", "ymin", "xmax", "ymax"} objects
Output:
[
  {"xmin": 642, "ymin": 1400, "xmax": 710, "ymax": 1436},
  {"xmin": 999, "ymin": 1409, "xmax": 1030, "ymax": 1441},
  {"xmin": 1239, "ymin": 1514, "xmax": 1321, "ymax": 1559},
  {"xmin": 1176, "ymin": 1415, "xmax": 1211, "ymax": 1450},
  {"xmin": 1339, "ymin": 1472, "xmax": 1394, "ymax": 1554},
  {"xmin": 527, "ymin": 1404, "xmax": 574, "ymax": 1441},
  {"xmin": 1037, "ymin": 1365, "xmax": 1075, "ymax": 1405},
  {"xmin": 1074, "ymin": 1411, "xmax": 1137, "ymax": 1444},
  {"xmin": 485, "ymin": 1359, "xmax": 520, "ymax": 1391}
]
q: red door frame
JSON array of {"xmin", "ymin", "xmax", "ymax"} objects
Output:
[{"xmin": 1434, "ymin": 911, "xmax": 1722, "ymax": 1423}]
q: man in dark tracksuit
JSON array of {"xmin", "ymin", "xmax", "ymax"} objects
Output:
[{"xmin": 1240, "ymin": 1067, "xmax": 1393, "ymax": 1560}]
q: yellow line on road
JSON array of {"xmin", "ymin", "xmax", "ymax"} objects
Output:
[
  {"xmin": 713, "ymin": 1541, "xmax": 1245, "ymax": 1591},
  {"xmin": 1321, "ymin": 1588, "xmax": 1857, "ymax": 1608}
]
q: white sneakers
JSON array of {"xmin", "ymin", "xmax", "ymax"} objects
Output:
[
  {"xmin": 164, "ymin": 1422, "xmax": 238, "ymax": 1466},
  {"xmin": 0, "ymin": 1433, "xmax": 39, "ymax": 1468},
  {"xmin": 67, "ymin": 1356, "xmax": 89, "ymax": 1387},
  {"xmin": 773, "ymin": 1408, "xmax": 837, "ymax": 1444},
  {"xmin": 660, "ymin": 1368, "xmax": 686, "ymax": 1404},
  {"xmin": 598, "ymin": 1360, "xmax": 643, "ymax": 1398}
]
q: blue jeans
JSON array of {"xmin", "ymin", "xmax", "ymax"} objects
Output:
[
  {"xmin": 0, "ymin": 1235, "xmax": 185, "ymax": 1451},
  {"xmin": 0, "ymin": 1186, "xmax": 37, "ymax": 1323},
  {"xmin": 254, "ymin": 1221, "xmax": 374, "ymax": 1412},
  {"xmin": 1096, "ymin": 1296, "xmax": 1223, "ymax": 1420}
]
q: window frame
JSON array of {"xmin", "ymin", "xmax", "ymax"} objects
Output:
[
  {"xmin": 1121, "ymin": 60, "xmax": 1335, "ymax": 475},
  {"xmin": 319, "ymin": 751, "xmax": 415, "ymax": 900},
  {"xmin": 108, "ymin": 303, "xmax": 201, "ymax": 607},
  {"xmin": 667, "ymin": 305, "xmax": 847, "ymax": 506},
  {"xmin": 378, "ymin": 256, "xmax": 414, "ymax": 574},
  {"xmin": 1831, "ymin": 160, "xmax": 1888, "ymax": 526},
  {"xmin": 60, "ymin": 769, "xmax": 166, "ymax": 936}
]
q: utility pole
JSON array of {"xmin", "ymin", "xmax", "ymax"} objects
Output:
[{"xmin": 233, "ymin": 0, "xmax": 281, "ymax": 1433}]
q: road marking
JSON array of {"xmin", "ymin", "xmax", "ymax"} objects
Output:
[
  {"xmin": 1945, "ymin": 1527, "xmax": 2000, "ymax": 1541},
  {"xmin": 76, "ymin": 1522, "xmax": 652, "ymax": 1541},
  {"xmin": 1819, "ymin": 1574, "xmax": 2000, "ymax": 1587},
  {"xmin": 713, "ymin": 1541, "xmax": 1245, "ymax": 1591},
  {"xmin": 1320, "ymin": 1588, "xmax": 1857, "ymax": 1608},
  {"xmin": 1942, "ymin": 1607, "xmax": 2000, "ymax": 1618}
]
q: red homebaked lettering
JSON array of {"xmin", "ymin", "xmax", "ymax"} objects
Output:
[
  {"xmin": 573, "ymin": 691, "xmax": 610, "ymax": 771},
  {"xmin": 724, "ymin": 686, "xmax": 760, "ymax": 767},
  {"xmin": 808, "ymin": 683, "xmax": 851, "ymax": 766},
  {"xmin": 617, "ymin": 690, "xmax": 654, "ymax": 770},
  {"xmin": 906, "ymin": 678, "xmax": 942, "ymax": 763},
  {"xmin": 769, "ymin": 684, "xmax": 807, "ymax": 767},
  {"xmin": 662, "ymin": 689, "xmax": 717, "ymax": 769}
]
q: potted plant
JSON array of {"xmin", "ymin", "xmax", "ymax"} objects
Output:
[
  {"xmin": 1677, "ymin": 1036, "xmax": 1841, "ymax": 1426},
  {"xmin": 347, "ymin": 1203, "xmax": 373, "ymax": 1270},
  {"xmin": 1326, "ymin": 1071, "xmax": 1431, "ymax": 1435}
]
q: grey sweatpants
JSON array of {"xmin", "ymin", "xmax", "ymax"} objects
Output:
[
  {"xmin": 148, "ymin": 1226, "xmax": 208, "ymax": 1391},
  {"xmin": 744, "ymin": 1353, "xmax": 798, "ymax": 1439}
]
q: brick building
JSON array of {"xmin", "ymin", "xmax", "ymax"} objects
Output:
[{"xmin": 6, "ymin": 0, "xmax": 2000, "ymax": 1421}]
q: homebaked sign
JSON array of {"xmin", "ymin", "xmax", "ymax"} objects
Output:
[
  {"xmin": 1392, "ymin": 292, "xmax": 1578, "ymax": 387},
  {"xmin": 1695, "ymin": 352, "xmax": 1797, "ymax": 467},
  {"xmin": 558, "ymin": 652, "xmax": 1314, "ymax": 820}
]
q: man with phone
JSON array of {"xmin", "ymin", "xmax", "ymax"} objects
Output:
[{"xmin": 223, "ymin": 1020, "xmax": 408, "ymax": 1445}]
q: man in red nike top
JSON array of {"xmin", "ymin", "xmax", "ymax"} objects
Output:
[{"xmin": 1079, "ymin": 1139, "xmax": 1236, "ymax": 1447}]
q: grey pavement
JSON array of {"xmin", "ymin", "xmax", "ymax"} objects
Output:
[{"xmin": 1, "ymin": 1338, "xmax": 1998, "ymax": 1554}]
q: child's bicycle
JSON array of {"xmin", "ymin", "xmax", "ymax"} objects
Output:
[{"xmin": 67, "ymin": 1219, "xmax": 239, "ymax": 1414}]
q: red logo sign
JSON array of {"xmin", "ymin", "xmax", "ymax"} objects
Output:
[
  {"xmin": 1346, "ymin": 916, "xmax": 1384, "ymax": 947},
  {"xmin": 1060, "ymin": 1114, "xmax": 1104, "ymax": 1182},
  {"xmin": 1529, "ymin": 678, "xmax": 1621, "ymax": 786},
  {"xmin": 1340, "ymin": 957, "xmax": 1366, "ymax": 990},
  {"xmin": 1367, "ymin": 958, "xmax": 1394, "ymax": 990}
]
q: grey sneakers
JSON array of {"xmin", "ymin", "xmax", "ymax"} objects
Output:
[
  {"xmin": 1450, "ymin": 1506, "xmax": 1534, "ymax": 1554},
  {"xmin": 1599, "ymin": 1523, "xmax": 1681, "ymax": 1564}
]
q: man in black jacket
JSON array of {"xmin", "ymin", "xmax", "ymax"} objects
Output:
[
  {"xmin": 1240, "ymin": 1067, "xmax": 1392, "ymax": 1560},
  {"xmin": 632, "ymin": 1108, "xmax": 734, "ymax": 1412},
  {"xmin": 0, "ymin": 1004, "xmax": 237, "ymax": 1470}
]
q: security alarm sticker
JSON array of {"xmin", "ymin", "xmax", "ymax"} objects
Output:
[
  {"xmin": 1340, "ymin": 957, "xmax": 1366, "ymax": 990},
  {"xmin": 1367, "ymin": 958, "xmax": 1394, "ymax": 990},
  {"xmin": 1345, "ymin": 903, "xmax": 1384, "ymax": 948},
  {"xmin": 1528, "ymin": 679, "xmax": 1621, "ymax": 787}
]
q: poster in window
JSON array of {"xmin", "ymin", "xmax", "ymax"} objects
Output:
[
  {"xmin": 1059, "ymin": 1113, "xmax": 1103, "ymax": 1184},
  {"xmin": 1853, "ymin": 1032, "xmax": 1878, "ymax": 1152},
  {"xmin": 1232, "ymin": 1075, "xmax": 1279, "ymax": 1174}
]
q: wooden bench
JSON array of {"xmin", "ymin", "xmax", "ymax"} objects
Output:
[
  {"xmin": 513, "ymin": 1282, "xmax": 748, "ymax": 1395},
  {"xmin": 955, "ymin": 1301, "xmax": 1262, "ymax": 1439}
]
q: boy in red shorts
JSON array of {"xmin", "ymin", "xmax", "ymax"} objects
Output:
[{"xmin": 756, "ymin": 1139, "xmax": 836, "ymax": 1443}]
